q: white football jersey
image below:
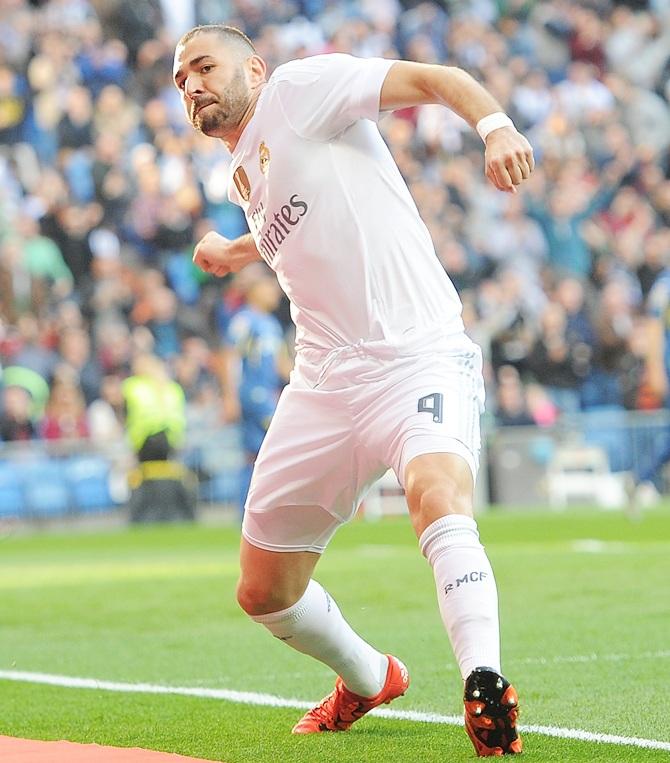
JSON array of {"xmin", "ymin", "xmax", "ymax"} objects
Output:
[{"xmin": 228, "ymin": 54, "xmax": 467, "ymax": 358}]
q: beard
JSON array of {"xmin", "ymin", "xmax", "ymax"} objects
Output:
[{"xmin": 192, "ymin": 67, "xmax": 249, "ymax": 137}]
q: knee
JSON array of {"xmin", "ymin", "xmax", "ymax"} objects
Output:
[
  {"xmin": 236, "ymin": 578, "xmax": 302, "ymax": 617},
  {"xmin": 405, "ymin": 472, "xmax": 473, "ymax": 539},
  {"xmin": 405, "ymin": 455, "xmax": 474, "ymax": 524},
  {"xmin": 407, "ymin": 475, "xmax": 465, "ymax": 516}
]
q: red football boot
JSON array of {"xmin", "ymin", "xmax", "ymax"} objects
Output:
[
  {"xmin": 464, "ymin": 667, "xmax": 523, "ymax": 756},
  {"xmin": 292, "ymin": 655, "xmax": 410, "ymax": 734}
]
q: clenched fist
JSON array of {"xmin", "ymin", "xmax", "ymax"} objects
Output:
[
  {"xmin": 484, "ymin": 127, "xmax": 535, "ymax": 194},
  {"xmin": 192, "ymin": 231, "xmax": 261, "ymax": 277}
]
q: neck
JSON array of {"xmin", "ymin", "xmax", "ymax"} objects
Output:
[{"xmin": 222, "ymin": 83, "xmax": 265, "ymax": 153}]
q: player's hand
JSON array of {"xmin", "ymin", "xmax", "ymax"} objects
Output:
[
  {"xmin": 193, "ymin": 230, "xmax": 236, "ymax": 277},
  {"xmin": 484, "ymin": 127, "xmax": 535, "ymax": 194}
]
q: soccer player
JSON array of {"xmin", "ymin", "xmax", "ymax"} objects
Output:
[
  {"xmin": 627, "ymin": 265, "xmax": 670, "ymax": 509},
  {"xmin": 174, "ymin": 24, "xmax": 534, "ymax": 756},
  {"xmin": 222, "ymin": 263, "xmax": 292, "ymax": 514}
]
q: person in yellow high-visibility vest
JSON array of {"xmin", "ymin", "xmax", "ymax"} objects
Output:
[{"xmin": 122, "ymin": 353, "xmax": 186, "ymax": 462}]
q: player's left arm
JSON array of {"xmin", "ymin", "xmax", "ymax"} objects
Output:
[{"xmin": 380, "ymin": 61, "xmax": 534, "ymax": 193}]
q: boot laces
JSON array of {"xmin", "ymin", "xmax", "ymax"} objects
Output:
[{"xmin": 309, "ymin": 684, "xmax": 367, "ymax": 730}]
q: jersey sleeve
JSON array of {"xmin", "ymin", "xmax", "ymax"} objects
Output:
[{"xmin": 271, "ymin": 54, "xmax": 396, "ymax": 141}]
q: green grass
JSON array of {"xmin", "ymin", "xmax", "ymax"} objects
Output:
[{"xmin": 1, "ymin": 508, "xmax": 669, "ymax": 762}]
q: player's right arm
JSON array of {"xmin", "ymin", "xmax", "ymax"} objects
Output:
[
  {"xmin": 379, "ymin": 62, "xmax": 533, "ymax": 193},
  {"xmin": 274, "ymin": 54, "xmax": 532, "ymax": 193},
  {"xmin": 193, "ymin": 231, "xmax": 261, "ymax": 277}
]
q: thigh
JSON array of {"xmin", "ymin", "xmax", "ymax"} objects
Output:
[
  {"xmin": 360, "ymin": 348, "xmax": 485, "ymax": 488},
  {"xmin": 403, "ymin": 451, "xmax": 475, "ymax": 537},
  {"xmin": 243, "ymin": 381, "xmax": 378, "ymax": 553}
]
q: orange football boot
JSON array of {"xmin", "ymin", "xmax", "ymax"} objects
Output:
[
  {"xmin": 291, "ymin": 654, "xmax": 410, "ymax": 734},
  {"xmin": 464, "ymin": 667, "xmax": 523, "ymax": 756}
]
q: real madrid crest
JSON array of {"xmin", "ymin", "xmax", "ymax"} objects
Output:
[{"xmin": 259, "ymin": 141, "xmax": 270, "ymax": 175}]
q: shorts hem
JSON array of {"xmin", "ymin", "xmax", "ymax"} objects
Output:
[
  {"xmin": 397, "ymin": 434, "xmax": 478, "ymax": 488},
  {"xmin": 241, "ymin": 527, "xmax": 328, "ymax": 555}
]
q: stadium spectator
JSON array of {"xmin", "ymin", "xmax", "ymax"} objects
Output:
[
  {"xmin": 221, "ymin": 264, "xmax": 291, "ymax": 514},
  {"xmin": 145, "ymin": 285, "xmax": 183, "ymax": 360},
  {"xmin": 87, "ymin": 373, "xmax": 125, "ymax": 443},
  {"xmin": 56, "ymin": 326, "xmax": 102, "ymax": 405},
  {"xmin": 628, "ymin": 257, "xmax": 670, "ymax": 501},
  {"xmin": 0, "ymin": 65, "xmax": 29, "ymax": 145},
  {"xmin": 173, "ymin": 334, "xmax": 220, "ymax": 405},
  {"xmin": 12, "ymin": 213, "xmax": 74, "ymax": 301},
  {"xmin": 494, "ymin": 365, "xmax": 535, "ymax": 427},
  {"xmin": 0, "ymin": 384, "xmax": 37, "ymax": 442},
  {"xmin": 526, "ymin": 302, "xmax": 590, "ymax": 413},
  {"xmin": 0, "ymin": 365, "xmax": 50, "ymax": 422},
  {"xmin": 553, "ymin": 276, "xmax": 597, "ymax": 347},
  {"xmin": 57, "ymin": 85, "xmax": 94, "ymax": 151},
  {"xmin": 40, "ymin": 377, "xmax": 89, "ymax": 440},
  {"xmin": 7, "ymin": 313, "xmax": 59, "ymax": 382},
  {"xmin": 122, "ymin": 352, "xmax": 186, "ymax": 462},
  {"xmin": 523, "ymin": 162, "xmax": 622, "ymax": 276},
  {"xmin": 526, "ymin": 382, "xmax": 560, "ymax": 426},
  {"xmin": 122, "ymin": 351, "xmax": 195, "ymax": 522},
  {"xmin": 486, "ymin": 272, "xmax": 536, "ymax": 375},
  {"xmin": 637, "ymin": 227, "xmax": 670, "ymax": 298},
  {"xmin": 582, "ymin": 279, "xmax": 637, "ymax": 408}
]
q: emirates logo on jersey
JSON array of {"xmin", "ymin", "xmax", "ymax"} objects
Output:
[
  {"xmin": 259, "ymin": 141, "xmax": 270, "ymax": 175},
  {"xmin": 233, "ymin": 165, "xmax": 251, "ymax": 202},
  {"xmin": 256, "ymin": 193, "xmax": 309, "ymax": 266}
]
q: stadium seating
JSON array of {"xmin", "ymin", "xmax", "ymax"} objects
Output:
[
  {"xmin": 20, "ymin": 458, "xmax": 71, "ymax": 517},
  {"xmin": 581, "ymin": 407, "xmax": 633, "ymax": 473},
  {"xmin": 0, "ymin": 460, "xmax": 25, "ymax": 518},
  {"xmin": 64, "ymin": 455, "xmax": 115, "ymax": 513},
  {"xmin": 546, "ymin": 444, "xmax": 627, "ymax": 509}
]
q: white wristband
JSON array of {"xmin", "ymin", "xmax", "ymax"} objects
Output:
[{"xmin": 476, "ymin": 112, "xmax": 515, "ymax": 143}]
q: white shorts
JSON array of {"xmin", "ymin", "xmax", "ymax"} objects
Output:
[{"xmin": 242, "ymin": 341, "xmax": 485, "ymax": 554}]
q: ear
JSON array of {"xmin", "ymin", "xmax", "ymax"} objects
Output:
[{"xmin": 246, "ymin": 54, "xmax": 267, "ymax": 87}]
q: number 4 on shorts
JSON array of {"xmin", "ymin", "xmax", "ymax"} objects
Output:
[{"xmin": 417, "ymin": 393, "xmax": 443, "ymax": 423}]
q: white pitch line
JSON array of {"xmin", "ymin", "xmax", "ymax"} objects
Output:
[
  {"xmin": 1, "ymin": 670, "xmax": 670, "ymax": 752},
  {"xmin": 513, "ymin": 648, "xmax": 670, "ymax": 667}
]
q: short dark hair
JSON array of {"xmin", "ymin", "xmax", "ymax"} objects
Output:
[{"xmin": 177, "ymin": 24, "xmax": 256, "ymax": 54}]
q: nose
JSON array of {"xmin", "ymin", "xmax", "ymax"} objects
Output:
[{"xmin": 184, "ymin": 74, "xmax": 203, "ymax": 99}]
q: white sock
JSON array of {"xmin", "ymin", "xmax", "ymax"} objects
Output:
[
  {"xmin": 420, "ymin": 515, "xmax": 501, "ymax": 680},
  {"xmin": 251, "ymin": 579, "xmax": 388, "ymax": 697}
]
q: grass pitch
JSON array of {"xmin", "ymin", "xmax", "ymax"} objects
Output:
[{"xmin": 1, "ymin": 508, "xmax": 669, "ymax": 762}]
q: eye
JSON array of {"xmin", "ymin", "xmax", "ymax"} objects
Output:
[{"xmin": 201, "ymin": 65, "xmax": 214, "ymax": 74}]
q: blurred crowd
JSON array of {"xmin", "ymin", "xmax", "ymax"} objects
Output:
[{"xmin": 0, "ymin": 0, "xmax": 669, "ymax": 448}]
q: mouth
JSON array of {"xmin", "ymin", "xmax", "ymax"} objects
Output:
[{"xmin": 193, "ymin": 102, "xmax": 216, "ymax": 119}]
